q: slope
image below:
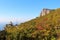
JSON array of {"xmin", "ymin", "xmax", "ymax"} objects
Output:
[{"xmin": 4, "ymin": 8, "xmax": 60, "ymax": 40}]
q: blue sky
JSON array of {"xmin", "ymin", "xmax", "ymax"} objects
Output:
[{"xmin": 0, "ymin": 0, "xmax": 60, "ymax": 23}]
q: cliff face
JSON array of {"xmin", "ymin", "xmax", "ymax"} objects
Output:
[{"xmin": 40, "ymin": 8, "xmax": 51, "ymax": 16}]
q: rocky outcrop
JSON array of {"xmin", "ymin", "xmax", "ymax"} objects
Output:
[{"xmin": 40, "ymin": 8, "xmax": 51, "ymax": 16}]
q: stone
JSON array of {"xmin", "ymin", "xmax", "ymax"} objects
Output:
[{"xmin": 40, "ymin": 8, "xmax": 51, "ymax": 16}]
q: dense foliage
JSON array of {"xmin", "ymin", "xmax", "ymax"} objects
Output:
[{"xmin": 0, "ymin": 8, "xmax": 60, "ymax": 40}]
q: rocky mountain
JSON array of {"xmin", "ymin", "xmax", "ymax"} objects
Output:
[{"xmin": 0, "ymin": 8, "xmax": 60, "ymax": 40}]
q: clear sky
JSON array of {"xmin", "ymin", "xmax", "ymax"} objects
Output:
[{"xmin": 0, "ymin": 0, "xmax": 60, "ymax": 23}]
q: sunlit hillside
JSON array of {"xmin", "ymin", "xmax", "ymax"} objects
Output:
[{"xmin": 0, "ymin": 8, "xmax": 60, "ymax": 40}]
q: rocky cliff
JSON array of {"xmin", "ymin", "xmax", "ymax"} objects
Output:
[{"xmin": 40, "ymin": 8, "xmax": 51, "ymax": 16}]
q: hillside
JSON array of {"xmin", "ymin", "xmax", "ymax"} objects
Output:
[{"xmin": 0, "ymin": 8, "xmax": 60, "ymax": 40}]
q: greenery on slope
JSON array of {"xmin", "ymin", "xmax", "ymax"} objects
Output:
[{"xmin": 0, "ymin": 8, "xmax": 60, "ymax": 40}]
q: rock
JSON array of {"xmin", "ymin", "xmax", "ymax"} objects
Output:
[{"xmin": 40, "ymin": 8, "xmax": 51, "ymax": 16}]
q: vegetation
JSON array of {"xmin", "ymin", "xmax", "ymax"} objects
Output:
[{"xmin": 0, "ymin": 8, "xmax": 60, "ymax": 40}]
